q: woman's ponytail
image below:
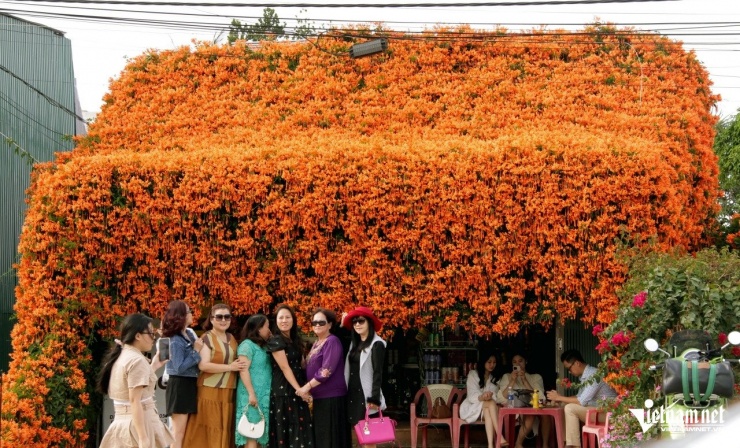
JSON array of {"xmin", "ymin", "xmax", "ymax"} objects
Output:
[{"xmin": 96, "ymin": 343, "xmax": 123, "ymax": 394}]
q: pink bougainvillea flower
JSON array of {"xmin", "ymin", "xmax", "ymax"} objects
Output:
[
  {"xmin": 610, "ymin": 331, "xmax": 631, "ymax": 347},
  {"xmin": 592, "ymin": 324, "xmax": 604, "ymax": 336},
  {"xmin": 596, "ymin": 340, "xmax": 611, "ymax": 354},
  {"xmin": 631, "ymin": 291, "xmax": 647, "ymax": 307}
]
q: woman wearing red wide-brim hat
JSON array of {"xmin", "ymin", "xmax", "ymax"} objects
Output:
[
  {"xmin": 341, "ymin": 306, "xmax": 383, "ymax": 332},
  {"xmin": 343, "ymin": 306, "xmax": 386, "ymax": 448}
]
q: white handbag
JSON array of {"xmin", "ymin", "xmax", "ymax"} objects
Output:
[{"xmin": 238, "ymin": 404, "xmax": 265, "ymax": 439}]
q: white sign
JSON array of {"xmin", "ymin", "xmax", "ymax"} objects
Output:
[{"xmin": 630, "ymin": 399, "xmax": 727, "ymax": 433}]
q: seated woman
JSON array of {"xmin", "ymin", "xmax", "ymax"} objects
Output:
[
  {"xmin": 497, "ymin": 352, "xmax": 551, "ymax": 448},
  {"xmin": 459, "ymin": 351, "xmax": 507, "ymax": 448}
]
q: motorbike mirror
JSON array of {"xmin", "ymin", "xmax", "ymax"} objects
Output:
[
  {"xmin": 728, "ymin": 331, "xmax": 740, "ymax": 346},
  {"xmin": 644, "ymin": 339, "xmax": 659, "ymax": 352}
]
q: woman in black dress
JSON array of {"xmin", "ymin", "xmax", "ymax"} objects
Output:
[
  {"xmin": 266, "ymin": 303, "xmax": 314, "ymax": 448},
  {"xmin": 343, "ymin": 306, "xmax": 386, "ymax": 448}
]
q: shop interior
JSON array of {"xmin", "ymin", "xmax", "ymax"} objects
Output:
[{"xmin": 382, "ymin": 324, "xmax": 557, "ymax": 421}]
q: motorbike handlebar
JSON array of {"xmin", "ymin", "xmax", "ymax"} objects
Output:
[
  {"xmin": 702, "ymin": 349, "xmax": 723, "ymax": 359},
  {"xmin": 649, "ymin": 363, "xmax": 664, "ymax": 371}
]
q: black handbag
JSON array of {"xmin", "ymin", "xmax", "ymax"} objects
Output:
[
  {"xmin": 512, "ymin": 389, "xmax": 534, "ymax": 408},
  {"xmin": 663, "ymin": 359, "xmax": 735, "ymax": 400}
]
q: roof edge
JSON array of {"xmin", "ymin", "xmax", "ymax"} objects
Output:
[{"xmin": 0, "ymin": 12, "xmax": 66, "ymax": 36}]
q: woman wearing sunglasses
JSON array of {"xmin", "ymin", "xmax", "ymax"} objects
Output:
[
  {"xmin": 162, "ymin": 300, "xmax": 203, "ymax": 448},
  {"xmin": 183, "ymin": 304, "xmax": 247, "ymax": 447},
  {"xmin": 297, "ymin": 308, "xmax": 350, "ymax": 448},
  {"xmin": 343, "ymin": 306, "xmax": 386, "ymax": 448}
]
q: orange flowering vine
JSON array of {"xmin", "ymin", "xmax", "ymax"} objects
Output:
[{"xmin": 2, "ymin": 25, "xmax": 720, "ymax": 445}]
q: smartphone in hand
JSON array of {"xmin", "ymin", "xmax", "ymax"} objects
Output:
[
  {"xmin": 513, "ymin": 365, "xmax": 520, "ymax": 372},
  {"xmin": 158, "ymin": 337, "xmax": 170, "ymax": 361}
]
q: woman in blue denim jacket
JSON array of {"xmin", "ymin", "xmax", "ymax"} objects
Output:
[{"xmin": 162, "ymin": 300, "xmax": 203, "ymax": 448}]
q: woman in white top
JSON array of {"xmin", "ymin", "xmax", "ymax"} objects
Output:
[
  {"xmin": 497, "ymin": 353, "xmax": 551, "ymax": 448},
  {"xmin": 97, "ymin": 313, "xmax": 173, "ymax": 448},
  {"xmin": 459, "ymin": 351, "xmax": 507, "ymax": 448}
]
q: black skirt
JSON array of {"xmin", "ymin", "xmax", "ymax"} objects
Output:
[
  {"xmin": 313, "ymin": 396, "xmax": 351, "ymax": 448},
  {"xmin": 269, "ymin": 394, "xmax": 314, "ymax": 448},
  {"xmin": 165, "ymin": 375, "xmax": 198, "ymax": 415}
]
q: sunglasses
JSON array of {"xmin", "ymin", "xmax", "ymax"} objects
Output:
[
  {"xmin": 311, "ymin": 320, "xmax": 328, "ymax": 327},
  {"xmin": 352, "ymin": 317, "xmax": 367, "ymax": 325},
  {"xmin": 212, "ymin": 314, "xmax": 232, "ymax": 321}
]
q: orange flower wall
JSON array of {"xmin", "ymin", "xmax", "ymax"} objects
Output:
[{"xmin": 1, "ymin": 26, "xmax": 720, "ymax": 445}]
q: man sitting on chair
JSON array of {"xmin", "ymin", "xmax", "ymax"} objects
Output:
[{"xmin": 546, "ymin": 349, "xmax": 617, "ymax": 448}]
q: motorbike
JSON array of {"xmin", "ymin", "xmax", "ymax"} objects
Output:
[{"xmin": 643, "ymin": 329, "xmax": 740, "ymax": 439}]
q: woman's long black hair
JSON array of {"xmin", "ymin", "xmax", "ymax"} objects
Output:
[
  {"xmin": 350, "ymin": 317, "xmax": 377, "ymax": 356},
  {"xmin": 476, "ymin": 350, "xmax": 503, "ymax": 389},
  {"xmin": 96, "ymin": 313, "xmax": 152, "ymax": 394},
  {"xmin": 241, "ymin": 314, "xmax": 269, "ymax": 347}
]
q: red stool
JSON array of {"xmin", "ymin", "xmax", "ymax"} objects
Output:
[{"xmin": 581, "ymin": 409, "xmax": 609, "ymax": 448}]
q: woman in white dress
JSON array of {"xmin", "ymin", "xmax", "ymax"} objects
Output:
[
  {"xmin": 497, "ymin": 353, "xmax": 550, "ymax": 448},
  {"xmin": 459, "ymin": 351, "xmax": 506, "ymax": 448}
]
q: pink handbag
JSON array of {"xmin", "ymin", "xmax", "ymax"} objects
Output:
[{"xmin": 353, "ymin": 407, "xmax": 397, "ymax": 445}]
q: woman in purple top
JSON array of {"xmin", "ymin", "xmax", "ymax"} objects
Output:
[{"xmin": 297, "ymin": 308, "xmax": 350, "ymax": 448}]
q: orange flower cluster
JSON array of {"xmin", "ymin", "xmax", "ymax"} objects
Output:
[
  {"xmin": 727, "ymin": 214, "xmax": 740, "ymax": 249},
  {"xmin": 2, "ymin": 25, "xmax": 720, "ymax": 445}
]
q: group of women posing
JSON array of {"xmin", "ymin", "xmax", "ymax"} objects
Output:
[
  {"xmin": 458, "ymin": 351, "xmax": 551, "ymax": 448},
  {"xmin": 97, "ymin": 302, "xmax": 386, "ymax": 448},
  {"xmin": 243, "ymin": 304, "xmax": 387, "ymax": 448}
]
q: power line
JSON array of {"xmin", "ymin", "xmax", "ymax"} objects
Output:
[
  {"xmin": 5, "ymin": 0, "xmax": 740, "ymax": 30},
  {"xmin": 0, "ymin": 63, "xmax": 85, "ymax": 122},
  {"xmin": 4, "ymin": 6, "xmax": 740, "ymax": 46},
  {"xmin": 4, "ymin": 7, "xmax": 740, "ymax": 41},
  {"xmin": 4, "ymin": 0, "xmax": 680, "ymax": 8},
  {"xmin": 0, "ymin": 91, "xmax": 70, "ymax": 144},
  {"xmin": 3, "ymin": 1, "xmax": 736, "ymax": 110},
  {"xmin": 11, "ymin": 1, "xmax": 740, "ymax": 29},
  {"xmin": 3, "ymin": 17, "xmax": 740, "ymax": 52},
  {"xmin": 4, "ymin": 1, "xmax": 739, "ymax": 40}
]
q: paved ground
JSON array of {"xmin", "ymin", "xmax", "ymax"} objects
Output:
[
  {"xmin": 352, "ymin": 420, "xmax": 489, "ymax": 448},
  {"xmin": 352, "ymin": 420, "xmax": 547, "ymax": 447}
]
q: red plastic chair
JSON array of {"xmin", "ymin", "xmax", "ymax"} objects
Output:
[
  {"xmin": 410, "ymin": 385, "xmax": 462, "ymax": 448},
  {"xmin": 451, "ymin": 389, "xmax": 486, "ymax": 448},
  {"xmin": 581, "ymin": 409, "xmax": 610, "ymax": 448}
]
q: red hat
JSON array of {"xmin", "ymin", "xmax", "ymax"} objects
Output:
[{"xmin": 343, "ymin": 306, "xmax": 382, "ymax": 331}]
